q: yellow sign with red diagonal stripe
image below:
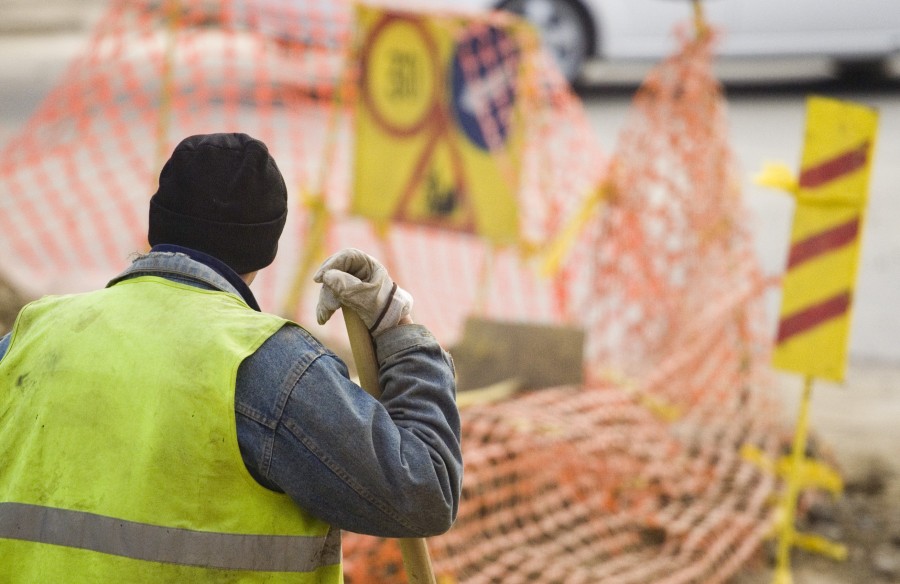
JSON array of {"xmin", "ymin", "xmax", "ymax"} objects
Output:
[
  {"xmin": 772, "ymin": 96, "xmax": 878, "ymax": 382},
  {"xmin": 352, "ymin": 5, "xmax": 523, "ymax": 244}
]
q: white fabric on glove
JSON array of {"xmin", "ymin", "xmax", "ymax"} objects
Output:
[{"xmin": 313, "ymin": 248, "xmax": 413, "ymax": 336}]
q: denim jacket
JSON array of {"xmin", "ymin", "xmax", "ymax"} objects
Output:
[{"xmin": 0, "ymin": 249, "xmax": 462, "ymax": 538}]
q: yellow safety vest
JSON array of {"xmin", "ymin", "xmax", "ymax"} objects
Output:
[{"xmin": 0, "ymin": 276, "xmax": 342, "ymax": 582}]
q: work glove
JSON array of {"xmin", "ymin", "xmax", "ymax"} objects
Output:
[{"xmin": 314, "ymin": 248, "xmax": 413, "ymax": 336}]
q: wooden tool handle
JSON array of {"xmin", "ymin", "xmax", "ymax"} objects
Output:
[{"xmin": 342, "ymin": 309, "xmax": 438, "ymax": 584}]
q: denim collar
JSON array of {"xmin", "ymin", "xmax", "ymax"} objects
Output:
[{"xmin": 107, "ymin": 245, "xmax": 261, "ymax": 311}]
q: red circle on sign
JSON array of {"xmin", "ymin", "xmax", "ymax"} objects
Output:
[{"xmin": 359, "ymin": 14, "xmax": 443, "ymax": 138}]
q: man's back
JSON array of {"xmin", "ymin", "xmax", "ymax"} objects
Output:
[{"xmin": 0, "ymin": 276, "xmax": 341, "ymax": 581}]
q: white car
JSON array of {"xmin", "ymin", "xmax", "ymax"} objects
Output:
[{"xmin": 451, "ymin": 0, "xmax": 900, "ymax": 82}]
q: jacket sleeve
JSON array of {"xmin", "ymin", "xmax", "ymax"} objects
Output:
[{"xmin": 235, "ymin": 323, "xmax": 462, "ymax": 538}]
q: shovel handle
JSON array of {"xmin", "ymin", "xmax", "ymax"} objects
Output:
[{"xmin": 343, "ymin": 309, "xmax": 438, "ymax": 584}]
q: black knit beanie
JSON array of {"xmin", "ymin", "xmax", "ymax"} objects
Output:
[{"xmin": 149, "ymin": 133, "xmax": 288, "ymax": 274}]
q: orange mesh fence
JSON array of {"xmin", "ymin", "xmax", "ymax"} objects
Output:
[
  {"xmin": 0, "ymin": 2, "xmax": 782, "ymax": 582},
  {"xmin": 340, "ymin": 30, "xmax": 781, "ymax": 584}
]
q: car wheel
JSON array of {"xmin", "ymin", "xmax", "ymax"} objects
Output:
[
  {"xmin": 834, "ymin": 58, "xmax": 888, "ymax": 84},
  {"xmin": 498, "ymin": 0, "xmax": 593, "ymax": 84}
]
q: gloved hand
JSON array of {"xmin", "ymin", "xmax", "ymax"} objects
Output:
[{"xmin": 314, "ymin": 248, "xmax": 413, "ymax": 336}]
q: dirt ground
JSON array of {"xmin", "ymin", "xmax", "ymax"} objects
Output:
[
  {"xmin": 731, "ymin": 470, "xmax": 900, "ymax": 584},
  {"xmin": 729, "ymin": 363, "xmax": 900, "ymax": 584}
]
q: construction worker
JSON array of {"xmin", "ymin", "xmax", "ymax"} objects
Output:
[{"xmin": 0, "ymin": 133, "xmax": 462, "ymax": 581}]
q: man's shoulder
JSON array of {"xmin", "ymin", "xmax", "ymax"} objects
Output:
[
  {"xmin": 236, "ymin": 321, "xmax": 350, "ymax": 410},
  {"xmin": 247, "ymin": 321, "xmax": 343, "ymax": 373},
  {"xmin": 268, "ymin": 322, "xmax": 328, "ymax": 353}
]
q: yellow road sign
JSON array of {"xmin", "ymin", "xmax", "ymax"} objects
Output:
[
  {"xmin": 353, "ymin": 5, "xmax": 523, "ymax": 244},
  {"xmin": 771, "ymin": 96, "xmax": 878, "ymax": 382}
]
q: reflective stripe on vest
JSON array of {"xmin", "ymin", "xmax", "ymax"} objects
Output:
[{"xmin": 0, "ymin": 502, "xmax": 342, "ymax": 572}]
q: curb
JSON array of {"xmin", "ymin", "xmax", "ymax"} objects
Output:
[{"xmin": 0, "ymin": 1, "xmax": 106, "ymax": 36}]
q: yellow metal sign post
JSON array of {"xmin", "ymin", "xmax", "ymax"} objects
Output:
[{"xmin": 754, "ymin": 95, "xmax": 878, "ymax": 584}]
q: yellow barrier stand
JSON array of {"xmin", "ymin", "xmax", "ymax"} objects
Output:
[
  {"xmin": 154, "ymin": 0, "xmax": 181, "ymax": 180},
  {"xmin": 750, "ymin": 96, "xmax": 879, "ymax": 584},
  {"xmin": 539, "ymin": 180, "xmax": 611, "ymax": 277},
  {"xmin": 691, "ymin": 0, "xmax": 709, "ymax": 39},
  {"xmin": 772, "ymin": 376, "xmax": 844, "ymax": 584},
  {"xmin": 280, "ymin": 192, "xmax": 330, "ymax": 319}
]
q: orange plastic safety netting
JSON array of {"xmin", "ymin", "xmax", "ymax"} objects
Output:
[
  {"xmin": 342, "ymin": 24, "xmax": 782, "ymax": 584},
  {"xmin": 0, "ymin": 1, "xmax": 782, "ymax": 582}
]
